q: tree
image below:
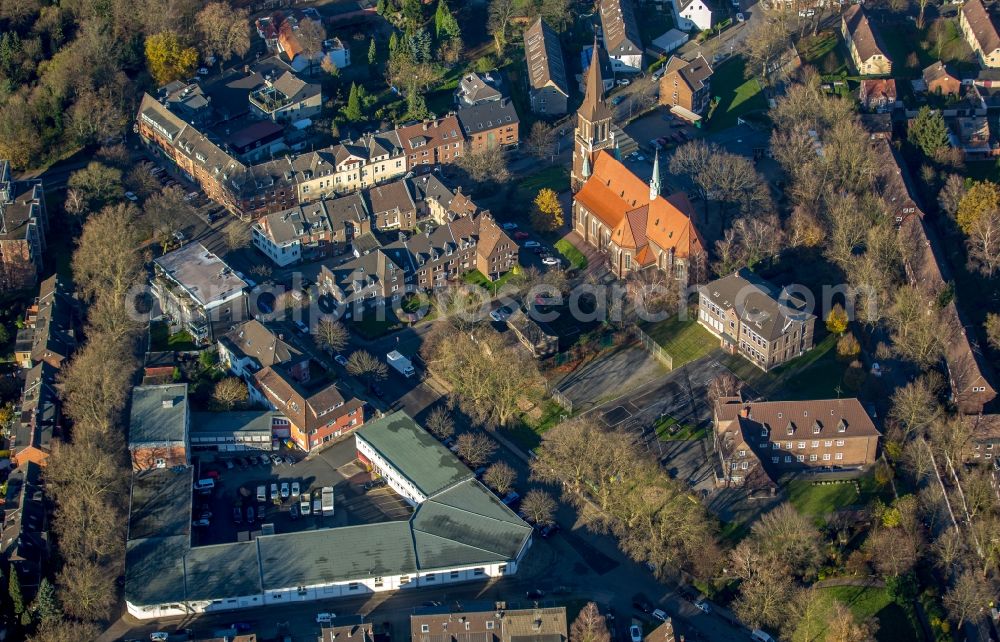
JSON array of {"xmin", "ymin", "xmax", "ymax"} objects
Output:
[
  {"xmin": 213, "ymin": 377, "xmax": 248, "ymax": 410},
  {"xmin": 316, "ymin": 318, "xmax": 348, "ymax": 353},
  {"xmin": 347, "ymin": 350, "xmax": 389, "ymax": 385},
  {"xmin": 957, "ymin": 180, "xmax": 999, "ymax": 234},
  {"xmin": 56, "ymin": 559, "xmax": 116, "ymax": 621},
  {"xmin": 744, "ymin": 16, "xmax": 792, "ymax": 87},
  {"xmin": 836, "ymin": 333, "xmax": 861, "ymax": 358},
  {"xmin": 145, "ymin": 31, "xmax": 198, "ymax": 85},
  {"xmin": 225, "ymin": 221, "xmax": 252, "ymax": 249},
  {"xmin": 368, "ymin": 38, "xmax": 378, "ymax": 65},
  {"xmin": 68, "ymin": 162, "xmax": 123, "ymax": 212},
  {"xmin": 889, "ymin": 373, "xmax": 942, "ymax": 437},
  {"xmin": 540, "ymin": 0, "xmax": 573, "ymax": 30},
  {"xmin": 435, "ymin": 0, "xmax": 461, "ymax": 40},
  {"xmin": 707, "ymin": 372, "xmax": 742, "ymax": 406},
  {"xmin": 404, "ymin": 87, "xmax": 431, "ymax": 121},
  {"xmin": 886, "ymin": 286, "xmax": 948, "ymax": 369},
  {"xmin": 487, "ymin": 0, "xmax": 516, "ymax": 54},
  {"xmin": 482, "ymin": 461, "xmax": 516, "ymax": 495},
  {"xmin": 864, "ymin": 526, "xmax": 921, "ymax": 578},
  {"xmin": 455, "ymin": 431, "xmax": 497, "ymax": 467},
  {"xmin": 966, "ymin": 207, "xmax": 1000, "ymax": 276},
  {"xmin": 944, "ymin": 569, "xmax": 989, "ymax": 627},
  {"xmin": 28, "ymin": 620, "xmax": 102, "ymax": 642},
  {"xmin": 344, "ymin": 82, "xmax": 366, "ymax": 122},
  {"xmin": 826, "ymin": 304, "xmax": 849, "ymax": 334},
  {"xmin": 456, "ymin": 148, "xmax": 510, "ymax": 187},
  {"xmin": 296, "ymin": 19, "xmax": 326, "ymax": 70},
  {"xmin": 31, "ymin": 577, "xmax": 61, "ymax": 626},
  {"xmin": 9, "ymin": 565, "xmax": 24, "ymax": 619},
  {"xmin": 939, "ymin": 173, "xmax": 966, "ymax": 217},
  {"xmin": 525, "ymin": 121, "xmax": 555, "ymax": 160},
  {"xmin": 986, "ymin": 313, "xmax": 1000, "ymax": 350},
  {"xmin": 520, "ymin": 489, "xmax": 557, "ymax": 526},
  {"xmin": 826, "ymin": 601, "xmax": 878, "ymax": 642},
  {"xmin": 569, "ymin": 602, "xmax": 611, "ymax": 642},
  {"xmin": 908, "ymin": 106, "xmax": 950, "ymax": 158},
  {"xmin": 72, "ymin": 203, "xmax": 143, "ymax": 303},
  {"xmin": 425, "ymin": 406, "xmax": 455, "ymax": 440},
  {"xmin": 142, "ymin": 185, "xmax": 196, "ymax": 239},
  {"xmin": 195, "ymin": 2, "xmax": 250, "ymax": 65},
  {"xmin": 532, "ymin": 188, "xmax": 564, "ymax": 232}
]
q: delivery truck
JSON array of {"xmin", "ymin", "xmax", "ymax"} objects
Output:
[{"xmin": 386, "ymin": 350, "xmax": 415, "ymax": 378}]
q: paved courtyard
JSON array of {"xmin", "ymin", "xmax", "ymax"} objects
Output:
[{"xmin": 553, "ymin": 343, "xmax": 667, "ymax": 413}]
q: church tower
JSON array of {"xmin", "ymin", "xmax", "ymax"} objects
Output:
[
  {"xmin": 571, "ymin": 41, "xmax": 614, "ymax": 191},
  {"xmin": 649, "ymin": 148, "xmax": 662, "ymax": 201}
]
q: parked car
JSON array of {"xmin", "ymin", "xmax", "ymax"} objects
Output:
[
  {"xmin": 150, "ymin": 634, "xmax": 170, "ymax": 642},
  {"xmin": 232, "ymin": 506, "xmax": 242, "ymax": 524},
  {"xmin": 513, "ymin": 231, "xmax": 530, "ymax": 240},
  {"xmin": 370, "ymin": 383, "xmax": 385, "ymax": 399},
  {"xmin": 316, "ymin": 613, "xmax": 336, "ymax": 625},
  {"xmin": 630, "ymin": 625, "xmax": 643, "ymax": 642},
  {"xmin": 192, "ymin": 517, "xmax": 210, "ymax": 527},
  {"xmin": 737, "ymin": 12, "xmax": 746, "ymax": 21},
  {"xmin": 245, "ymin": 505, "xmax": 255, "ymax": 522},
  {"xmin": 257, "ymin": 503, "xmax": 267, "ymax": 520},
  {"xmin": 616, "ymin": 78, "xmax": 631, "ymax": 87},
  {"xmin": 203, "ymin": 470, "xmax": 221, "ymax": 480},
  {"xmin": 291, "ymin": 481, "xmax": 301, "ymax": 497},
  {"xmin": 270, "ymin": 482, "xmax": 278, "ymax": 499},
  {"xmin": 280, "ymin": 482, "xmax": 290, "ymax": 499},
  {"xmin": 294, "ymin": 320, "xmax": 309, "ymax": 334},
  {"xmin": 270, "ymin": 454, "xmax": 281, "ymax": 465},
  {"xmin": 692, "ymin": 599, "xmax": 711, "ymax": 614},
  {"xmin": 124, "ymin": 191, "xmax": 139, "ymax": 202},
  {"xmin": 501, "ymin": 222, "xmax": 518, "ymax": 231},
  {"xmin": 290, "ymin": 503, "xmax": 300, "ymax": 519},
  {"xmin": 198, "ymin": 67, "xmax": 209, "ymax": 75},
  {"xmin": 523, "ymin": 240, "xmax": 540, "ymax": 248},
  {"xmin": 652, "ymin": 608, "xmax": 669, "ymax": 621},
  {"xmin": 542, "ymin": 257, "xmax": 560, "ymax": 266},
  {"xmin": 610, "ymin": 95, "xmax": 625, "ymax": 105},
  {"xmin": 490, "ymin": 307, "xmax": 512, "ymax": 323},
  {"xmin": 300, "ymin": 497, "xmax": 312, "ymax": 515},
  {"xmin": 335, "ymin": 354, "xmax": 349, "ymax": 366}
]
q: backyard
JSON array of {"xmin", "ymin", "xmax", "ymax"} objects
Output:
[
  {"xmin": 707, "ymin": 57, "xmax": 767, "ymax": 131},
  {"xmin": 149, "ymin": 321, "xmax": 198, "ymax": 352},
  {"xmin": 640, "ymin": 312, "xmax": 717, "ymax": 369},
  {"xmin": 795, "ymin": 585, "xmax": 921, "ymax": 642}
]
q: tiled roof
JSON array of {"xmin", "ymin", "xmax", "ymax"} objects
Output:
[
  {"xmin": 843, "ymin": 5, "xmax": 889, "ymax": 63},
  {"xmin": 600, "ymin": 0, "xmax": 642, "ymax": 57},
  {"xmin": 221, "ymin": 319, "xmax": 303, "ymax": 368},
  {"xmin": 456, "ymin": 99, "xmax": 519, "ymax": 136},
  {"xmin": 716, "ymin": 397, "xmax": 880, "ymax": 439},
  {"xmin": 579, "ymin": 43, "xmax": 613, "ymax": 123},
  {"xmin": 963, "ymin": 0, "xmax": 1000, "ymax": 54},
  {"xmin": 524, "ymin": 19, "xmax": 569, "ymax": 97},
  {"xmin": 699, "ymin": 269, "xmax": 816, "ymax": 341}
]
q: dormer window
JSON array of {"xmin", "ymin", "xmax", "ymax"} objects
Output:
[
  {"xmin": 812, "ymin": 421, "xmax": 821, "ymax": 434},
  {"xmin": 837, "ymin": 419, "xmax": 847, "ymax": 433}
]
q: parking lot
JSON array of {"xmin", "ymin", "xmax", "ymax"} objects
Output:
[{"xmin": 191, "ymin": 438, "xmax": 412, "ymax": 546}]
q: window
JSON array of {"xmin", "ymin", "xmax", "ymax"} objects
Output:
[
  {"xmin": 784, "ymin": 456, "xmax": 791, "ymax": 463},
  {"xmin": 486, "ymin": 621, "xmax": 495, "ymax": 630},
  {"xmin": 154, "ymin": 458, "xmax": 166, "ymax": 468},
  {"xmin": 374, "ymin": 577, "xmax": 384, "ymax": 587},
  {"xmin": 738, "ymin": 449, "xmax": 746, "ymax": 457},
  {"xmin": 400, "ymin": 575, "xmax": 411, "ymax": 584},
  {"xmin": 823, "ymin": 454, "xmax": 831, "ymax": 461},
  {"xmin": 798, "ymin": 442, "xmax": 806, "ymax": 449},
  {"xmin": 349, "ymin": 582, "xmax": 359, "ymax": 591},
  {"xmin": 811, "ymin": 441, "xmax": 819, "ymax": 448},
  {"xmin": 422, "ymin": 625, "xmax": 430, "ymax": 633},
  {"xmin": 451, "ymin": 571, "xmax": 460, "ymax": 578},
  {"xmin": 474, "ymin": 568, "xmax": 485, "ymax": 576},
  {"xmin": 836, "ymin": 439, "xmax": 845, "ymax": 447},
  {"xmin": 498, "ymin": 565, "xmax": 506, "ymax": 574},
  {"xmin": 465, "ymin": 623, "xmax": 471, "ymax": 631},
  {"xmin": 772, "ymin": 457, "xmax": 779, "ymax": 463},
  {"xmin": 835, "ymin": 453, "xmax": 844, "ymax": 460},
  {"xmin": 796, "ymin": 455, "xmax": 805, "ymax": 462},
  {"xmin": 425, "ymin": 573, "xmax": 435, "ymax": 581},
  {"xmin": 731, "ymin": 463, "xmax": 738, "ymax": 470},
  {"xmin": 785, "ymin": 442, "xmax": 793, "ymax": 449},
  {"xmin": 741, "ymin": 461, "xmax": 748, "ymax": 470},
  {"xmin": 809, "ymin": 454, "xmax": 818, "ymax": 462},
  {"xmin": 824, "ymin": 440, "xmax": 833, "ymax": 447}
]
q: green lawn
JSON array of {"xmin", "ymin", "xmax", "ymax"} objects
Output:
[
  {"xmin": 462, "ymin": 269, "xmax": 514, "ymax": 292},
  {"xmin": 640, "ymin": 313, "xmax": 717, "ymax": 368},
  {"xmin": 707, "ymin": 57, "xmax": 767, "ymax": 131},
  {"xmin": 554, "ymin": 239, "xmax": 588, "ymax": 270},
  {"xmin": 786, "ymin": 480, "xmax": 860, "ymax": 520},
  {"xmin": 717, "ymin": 333, "xmax": 845, "ymax": 400},
  {"xmin": 793, "ymin": 585, "xmax": 921, "ymax": 642},
  {"xmin": 149, "ymin": 321, "xmax": 198, "ymax": 351},
  {"xmin": 505, "ymin": 399, "xmax": 566, "ymax": 452},
  {"xmin": 654, "ymin": 415, "xmax": 707, "ymax": 441},
  {"xmin": 519, "ymin": 166, "xmax": 570, "ymax": 193},
  {"xmin": 351, "ymin": 307, "xmax": 402, "ymax": 339}
]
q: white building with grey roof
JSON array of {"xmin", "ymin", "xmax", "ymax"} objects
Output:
[
  {"xmin": 124, "ymin": 410, "xmax": 532, "ymax": 619},
  {"xmin": 600, "ymin": 0, "xmax": 644, "ymax": 73}
]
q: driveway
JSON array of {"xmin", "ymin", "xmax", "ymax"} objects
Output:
[{"xmin": 553, "ymin": 343, "xmax": 667, "ymax": 413}]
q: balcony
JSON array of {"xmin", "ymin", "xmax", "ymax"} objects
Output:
[{"xmin": 249, "ymin": 86, "xmax": 293, "ymax": 115}]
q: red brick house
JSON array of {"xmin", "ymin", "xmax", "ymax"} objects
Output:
[{"xmin": 396, "ymin": 115, "xmax": 465, "ymax": 171}]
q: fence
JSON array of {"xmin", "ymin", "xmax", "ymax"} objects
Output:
[
  {"xmin": 632, "ymin": 326, "xmax": 674, "ymax": 370},
  {"xmin": 549, "ymin": 387, "xmax": 573, "ymax": 414}
]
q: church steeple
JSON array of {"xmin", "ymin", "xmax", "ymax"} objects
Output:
[
  {"xmin": 649, "ymin": 148, "xmax": 661, "ymax": 201},
  {"xmin": 571, "ymin": 38, "xmax": 615, "ymax": 191}
]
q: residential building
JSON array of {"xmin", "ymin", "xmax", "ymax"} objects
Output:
[
  {"xmin": 600, "ymin": 0, "xmax": 644, "ymax": 73},
  {"xmin": 0, "ymin": 160, "xmax": 47, "ymax": 291},
  {"xmin": 252, "ymin": 193, "xmax": 371, "ymax": 266},
  {"xmin": 324, "ymin": 36, "xmax": 351, "ymax": 70},
  {"xmin": 397, "ymin": 116, "xmax": 465, "ymax": 170},
  {"xmin": 319, "ymin": 248, "xmax": 410, "ymax": 306},
  {"xmin": 410, "ymin": 605, "xmax": 568, "ymax": 642},
  {"xmin": 645, "ymin": 619, "xmax": 678, "ymax": 642},
  {"xmin": 2, "ymin": 462, "xmax": 48, "ymax": 592},
  {"xmin": 673, "ymin": 0, "xmax": 713, "ymax": 32},
  {"xmin": 950, "ymin": 114, "xmax": 998, "ymax": 158},
  {"xmin": 189, "ymin": 411, "xmax": 275, "ymax": 453},
  {"xmin": 12, "ymin": 362, "xmax": 59, "ymax": 468},
  {"xmin": 456, "ymin": 99, "xmax": 520, "ymax": 153},
  {"xmin": 124, "ymin": 411, "xmax": 532, "ymax": 619},
  {"xmin": 367, "ymin": 178, "xmax": 419, "ymax": 230},
  {"xmin": 858, "ymin": 78, "xmax": 897, "ymax": 112},
  {"xmin": 962, "ymin": 413, "xmax": 1000, "ymax": 461},
  {"xmin": 961, "ymin": 0, "xmax": 1000, "ymax": 68},
  {"xmin": 697, "ymin": 269, "xmax": 816, "ymax": 371},
  {"xmin": 320, "ymin": 616, "xmax": 374, "ymax": 642},
  {"xmin": 218, "ymin": 319, "xmax": 304, "ymax": 383},
  {"xmin": 841, "ymin": 6, "xmax": 892, "ymax": 75},
  {"xmin": 411, "ymin": 174, "xmax": 482, "ymax": 224},
  {"xmin": 248, "ymin": 71, "xmax": 322, "ymax": 122},
  {"xmin": 14, "ymin": 274, "xmax": 76, "ymax": 370},
  {"xmin": 227, "ymin": 121, "xmax": 286, "ymax": 164},
  {"xmin": 571, "ymin": 44, "xmax": 615, "ymax": 190},
  {"xmin": 714, "ymin": 396, "xmax": 881, "ymax": 486},
  {"xmin": 923, "ymin": 61, "xmax": 962, "ymax": 96},
  {"xmin": 128, "ymin": 384, "xmax": 191, "ymax": 471},
  {"xmin": 659, "ymin": 55, "xmax": 713, "ymax": 116},
  {"xmin": 456, "ymin": 72, "xmax": 502, "ymax": 106},
  {"xmin": 651, "ymin": 29, "xmax": 689, "ymax": 56},
  {"xmin": 405, "ymin": 214, "xmax": 518, "ymax": 285},
  {"xmin": 293, "ymin": 131, "xmax": 408, "ymax": 201},
  {"xmin": 876, "ymin": 138, "xmax": 923, "ymax": 224},
  {"xmin": 524, "ymin": 18, "xmax": 570, "ymax": 116},
  {"xmin": 275, "ymin": 9, "xmax": 325, "ymax": 72},
  {"xmin": 254, "ymin": 359, "xmax": 366, "ymax": 451},
  {"xmin": 152, "ymin": 243, "xmax": 249, "ymax": 343},
  {"xmin": 573, "ymin": 146, "xmax": 705, "ymax": 281},
  {"xmin": 506, "ymin": 308, "xmax": 559, "ymax": 358},
  {"xmin": 897, "ymin": 204, "xmax": 997, "ymax": 413},
  {"xmin": 160, "ymin": 80, "xmax": 212, "ymax": 125}
]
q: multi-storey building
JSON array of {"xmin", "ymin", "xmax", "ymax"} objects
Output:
[
  {"xmin": 600, "ymin": 0, "xmax": 644, "ymax": 73},
  {"xmin": 397, "ymin": 115, "xmax": 466, "ymax": 170},
  {"xmin": 524, "ymin": 18, "xmax": 570, "ymax": 116},
  {"xmin": 128, "ymin": 384, "xmax": 191, "ymax": 471},
  {"xmin": 14, "ymin": 274, "xmax": 76, "ymax": 370},
  {"xmin": 842, "ymin": 5, "xmax": 892, "ymax": 75},
  {"xmin": 697, "ymin": 269, "xmax": 816, "ymax": 371},
  {"xmin": 410, "ymin": 605, "xmax": 568, "ymax": 642},
  {"xmin": 659, "ymin": 55, "xmax": 713, "ymax": 116},
  {"xmin": 456, "ymin": 99, "xmax": 520, "ymax": 153},
  {"xmin": 961, "ymin": 0, "xmax": 1000, "ymax": 68},
  {"xmin": 0, "ymin": 161, "xmax": 47, "ymax": 290},
  {"xmin": 714, "ymin": 396, "xmax": 880, "ymax": 487},
  {"xmin": 252, "ymin": 192, "xmax": 371, "ymax": 266}
]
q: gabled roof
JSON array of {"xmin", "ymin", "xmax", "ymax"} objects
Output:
[
  {"xmin": 254, "ymin": 363, "xmax": 364, "ymax": 433},
  {"xmin": 457, "ymin": 73, "xmax": 502, "ymax": 105},
  {"xmin": 665, "ymin": 55, "xmax": 713, "ymax": 93},
  {"xmin": 963, "ymin": 0, "xmax": 1000, "ymax": 54},
  {"xmin": 716, "ymin": 397, "xmax": 880, "ymax": 439},
  {"xmin": 221, "ymin": 319, "xmax": 302, "ymax": 368},
  {"xmin": 923, "ymin": 61, "xmax": 958, "ymax": 85},
  {"xmin": 524, "ymin": 18, "xmax": 569, "ymax": 97},
  {"xmin": 456, "ymin": 99, "xmax": 520, "ymax": 136},
  {"xmin": 358, "ymin": 412, "xmax": 473, "ymax": 497},
  {"xmin": 843, "ymin": 5, "xmax": 889, "ymax": 63},
  {"xmin": 698, "ymin": 269, "xmax": 815, "ymax": 340},
  {"xmin": 600, "ymin": 0, "xmax": 642, "ymax": 57},
  {"xmin": 368, "ymin": 178, "xmax": 416, "ymax": 216},
  {"xmin": 396, "ymin": 116, "xmax": 464, "ymax": 153}
]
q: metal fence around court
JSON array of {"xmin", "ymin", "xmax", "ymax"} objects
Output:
[
  {"xmin": 549, "ymin": 387, "xmax": 573, "ymax": 414},
  {"xmin": 632, "ymin": 326, "xmax": 673, "ymax": 371}
]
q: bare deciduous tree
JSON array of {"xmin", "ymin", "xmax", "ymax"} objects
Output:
[
  {"xmin": 213, "ymin": 377, "xmax": 248, "ymax": 410},
  {"xmin": 455, "ymin": 431, "xmax": 497, "ymax": 467},
  {"xmin": 425, "ymin": 406, "xmax": 455, "ymax": 440},
  {"xmin": 966, "ymin": 208, "xmax": 1000, "ymax": 276},
  {"xmin": 346, "ymin": 350, "xmax": 388, "ymax": 385},
  {"xmin": 315, "ymin": 318, "xmax": 348, "ymax": 354},
  {"xmin": 944, "ymin": 569, "xmax": 990, "ymax": 628},
  {"xmin": 569, "ymin": 602, "xmax": 610, "ymax": 642},
  {"xmin": 195, "ymin": 2, "xmax": 251, "ymax": 65},
  {"xmin": 889, "ymin": 373, "xmax": 943, "ymax": 437},
  {"xmin": 520, "ymin": 489, "xmax": 556, "ymax": 526},
  {"xmin": 482, "ymin": 461, "xmax": 516, "ymax": 495}
]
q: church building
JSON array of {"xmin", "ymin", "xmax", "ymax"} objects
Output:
[{"xmin": 571, "ymin": 45, "xmax": 706, "ymax": 282}]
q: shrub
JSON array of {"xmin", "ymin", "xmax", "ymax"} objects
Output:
[{"xmin": 836, "ymin": 332, "xmax": 861, "ymax": 358}]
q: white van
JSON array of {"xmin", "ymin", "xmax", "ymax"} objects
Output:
[
  {"xmin": 751, "ymin": 630, "xmax": 775, "ymax": 642},
  {"xmin": 193, "ymin": 479, "xmax": 215, "ymax": 492},
  {"xmin": 257, "ymin": 485, "xmax": 267, "ymax": 502}
]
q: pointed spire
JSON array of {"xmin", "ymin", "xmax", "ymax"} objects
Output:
[
  {"xmin": 579, "ymin": 38, "xmax": 612, "ymax": 123},
  {"xmin": 649, "ymin": 148, "xmax": 662, "ymax": 201}
]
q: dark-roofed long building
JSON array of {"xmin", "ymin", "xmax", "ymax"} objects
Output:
[
  {"xmin": 524, "ymin": 19, "xmax": 570, "ymax": 116},
  {"xmin": 0, "ymin": 160, "xmax": 47, "ymax": 290},
  {"xmin": 600, "ymin": 0, "xmax": 643, "ymax": 72},
  {"xmin": 124, "ymin": 410, "xmax": 532, "ymax": 619},
  {"xmin": 456, "ymin": 99, "xmax": 520, "ymax": 153},
  {"xmin": 411, "ymin": 605, "xmax": 568, "ymax": 642}
]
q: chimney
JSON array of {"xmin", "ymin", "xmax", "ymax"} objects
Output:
[
  {"xmin": 740, "ymin": 405, "xmax": 751, "ymax": 418},
  {"xmin": 162, "ymin": 397, "xmax": 176, "ymax": 408}
]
